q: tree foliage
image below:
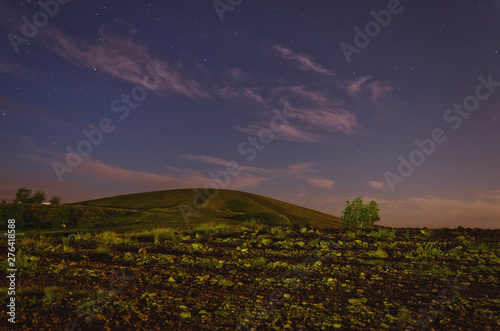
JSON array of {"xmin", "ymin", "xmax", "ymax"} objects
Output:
[
  {"xmin": 15, "ymin": 187, "xmax": 32, "ymax": 203},
  {"xmin": 31, "ymin": 191, "xmax": 46, "ymax": 204},
  {"xmin": 50, "ymin": 196, "xmax": 61, "ymax": 205},
  {"xmin": 341, "ymin": 196, "xmax": 380, "ymax": 229}
]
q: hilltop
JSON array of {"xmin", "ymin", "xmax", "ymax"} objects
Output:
[{"xmin": 74, "ymin": 188, "xmax": 341, "ymax": 230}]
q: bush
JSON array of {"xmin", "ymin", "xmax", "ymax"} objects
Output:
[{"xmin": 341, "ymin": 196, "xmax": 380, "ymax": 229}]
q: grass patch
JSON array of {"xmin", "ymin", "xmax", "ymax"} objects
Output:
[
  {"xmin": 44, "ymin": 286, "xmax": 65, "ymax": 303},
  {"xmin": 75, "ymin": 232, "xmax": 93, "ymax": 240},
  {"xmin": 193, "ymin": 222, "xmax": 230, "ymax": 235},
  {"xmin": 346, "ymin": 231, "xmax": 357, "ymax": 239},
  {"xmin": 15, "ymin": 250, "xmax": 38, "ymax": 271},
  {"xmin": 420, "ymin": 229, "xmax": 434, "ymax": 238},
  {"xmin": 34, "ymin": 235, "xmax": 54, "ymax": 249},
  {"xmin": 94, "ymin": 243, "xmax": 111, "ymax": 256},
  {"xmin": 151, "ymin": 227, "xmax": 180, "ymax": 243},
  {"xmin": 193, "ymin": 221, "xmax": 217, "ymax": 233},
  {"xmin": 468, "ymin": 242, "xmax": 494, "ymax": 254},
  {"xmin": 270, "ymin": 227, "xmax": 289, "ymax": 238},
  {"xmin": 95, "ymin": 231, "xmax": 123, "ymax": 245},
  {"xmin": 62, "ymin": 236, "xmax": 72, "ymax": 252},
  {"xmin": 413, "ymin": 242, "xmax": 442, "ymax": 258},
  {"xmin": 251, "ymin": 256, "xmax": 267, "ymax": 268},
  {"xmin": 18, "ymin": 236, "xmax": 37, "ymax": 247},
  {"xmin": 242, "ymin": 218, "xmax": 267, "ymax": 230},
  {"xmin": 368, "ymin": 228, "xmax": 396, "ymax": 240}
]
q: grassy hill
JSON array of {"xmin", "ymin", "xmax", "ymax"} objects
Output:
[{"xmin": 74, "ymin": 188, "xmax": 341, "ymax": 231}]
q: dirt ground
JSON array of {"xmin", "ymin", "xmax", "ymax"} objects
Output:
[{"xmin": 1, "ymin": 226, "xmax": 499, "ymax": 330}]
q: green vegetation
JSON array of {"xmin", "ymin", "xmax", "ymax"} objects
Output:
[
  {"xmin": 404, "ymin": 228, "xmax": 411, "ymax": 240},
  {"xmin": 0, "ymin": 203, "xmax": 135, "ymax": 231},
  {"xmin": 193, "ymin": 221, "xmax": 230, "ymax": 235},
  {"xmin": 62, "ymin": 236, "xmax": 72, "ymax": 252},
  {"xmin": 12, "ymin": 187, "xmax": 60, "ymax": 205},
  {"xmin": 340, "ymin": 196, "xmax": 380, "ymax": 229},
  {"xmin": 0, "ymin": 189, "xmax": 341, "ymax": 233},
  {"xmin": 368, "ymin": 227, "xmax": 396, "ymax": 240},
  {"xmin": 93, "ymin": 243, "xmax": 111, "ymax": 255},
  {"xmin": 14, "ymin": 249, "xmax": 37, "ymax": 271},
  {"xmin": 420, "ymin": 229, "xmax": 434, "ymax": 238},
  {"xmin": 242, "ymin": 218, "xmax": 268, "ymax": 230},
  {"xmin": 77, "ymin": 189, "xmax": 341, "ymax": 229},
  {"xmin": 251, "ymin": 256, "xmax": 267, "ymax": 268},
  {"xmin": 412, "ymin": 242, "xmax": 443, "ymax": 258},
  {"xmin": 95, "ymin": 231, "xmax": 124, "ymax": 245},
  {"xmin": 4, "ymin": 225, "xmax": 498, "ymax": 330},
  {"xmin": 44, "ymin": 286, "xmax": 65, "ymax": 303},
  {"xmin": 15, "ymin": 187, "xmax": 32, "ymax": 203},
  {"xmin": 49, "ymin": 196, "xmax": 61, "ymax": 205}
]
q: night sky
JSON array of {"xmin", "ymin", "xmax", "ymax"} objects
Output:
[{"xmin": 1, "ymin": 0, "xmax": 499, "ymax": 229}]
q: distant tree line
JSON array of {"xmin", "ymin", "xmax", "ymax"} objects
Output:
[
  {"xmin": 0, "ymin": 203, "xmax": 134, "ymax": 230},
  {"xmin": 1, "ymin": 187, "xmax": 61, "ymax": 205}
]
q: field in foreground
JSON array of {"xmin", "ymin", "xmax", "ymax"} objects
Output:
[{"xmin": 1, "ymin": 225, "xmax": 499, "ymax": 330}]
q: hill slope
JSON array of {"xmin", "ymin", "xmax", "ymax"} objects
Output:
[{"xmin": 76, "ymin": 189, "xmax": 341, "ymax": 229}]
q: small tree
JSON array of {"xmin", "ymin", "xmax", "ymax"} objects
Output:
[
  {"xmin": 50, "ymin": 196, "xmax": 61, "ymax": 205},
  {"xmin": 341, "ymin": 196, "xmax": 380, "ymax": 229},
  {"xmin": 15, "ymin": 188, "xmax": 32, "ymax": 203},
  {"xmin": 31, "ymin": 191, "xmax": 46, "ymax": 204}
]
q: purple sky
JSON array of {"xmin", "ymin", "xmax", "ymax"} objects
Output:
[{"xmin": 1, "ymin": 0, "xmax": 499, "ymax": 228}]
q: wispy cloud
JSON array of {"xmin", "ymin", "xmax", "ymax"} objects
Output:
[
  {"xmin": 182, "ymin": 154, "xmax": 310, "ymax": 176},
  {"xmin": 181, "ymin": 155, "xmax": 333, "ymax": 190},
  {"xmin": 346, "ymin": 75, "xmax": 394, "ymax": 103},
  {"xmin": 40, "ymin": 26, "xmax": 210, "ymax": 99},
  {"xmin": 346, "ymin": 76, "xmax": 371, "ymax": 96},
  {"xmin": 76, "ymin": 158, "xmax": 208, "ymax": 188},
  {"xmin": 285, "ymin": 86, "xmax": 330, "ymax": 105},
  {"xmin": 368, "ymin": 180, "xmax": 385, "ymax": 189},
  {"xmin": 274, "ymin": 88, "xmax": 358, "ymax": 136},
  {"xmin": 285, "ymin": 162, "xmax": 316, "ymax": 174},
  {"xmin": 369, "ymin": 81, "xmax": 394, "ymax": 103},
  {"xmin": 295, "ymin": 109, "xmax": 357, "ymax": 134},
  {"xmin": 308, "ymin": 178, "xmax": 335, "ymax": 189},
  {"xmin": 59, "ymin": 156, "xmax": 267, "ymax": 191},
  {"xmin": 235, "ymin": 122, "xmax": 323, "ymax": 143},
  {"xmin": 214, "ymin": 86, "xmax": 267, "ymax": 107},
  {"xmin": 0, "ymin": 58, "xmax": 32, "ymax": 78},
  {"xmin": 273, "ymin": 45, "xmax": 333, "ymax": 76}
]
